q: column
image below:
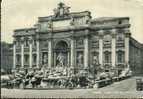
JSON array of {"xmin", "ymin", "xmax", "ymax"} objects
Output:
[
  {"xmin": 84, "ymin": 36, "xmax": 89, "ymax": 68},
  {"xmin": 54, "ymin": 53, "xmax": 56, "ymax": 66},
  {"xmin": 21, "ymin": 40, "xmax": 24, "ymax": 68},
  {"xmin": 99, "ymin": 30, "xmax": 104, "ymax": 66},
  {"xmin": 70, "ymin": 38, "xmax": 75, "ymax": 67},
  {"xmin": 36, "ymin": 40, "xmax": 40, "ymax": 68},
  {"xmin": 67, "ymin": 52, "xmax": 70, "ymax": 66},
  {"xmin": 48, "ymin": 39, "xmax": 52, "ymax": 68},
  {"xmin": 125, "ymin": 30, "xmax": 130, "ymax": 68},
  {"xmin": 13, "ymin": 41, "xmax": 16, "ymax": 69},
  {"xmin": 29, "ymin": 39, "xmax": 33, "ymax": 68},
  {"xmin": 111, "ymin": 29, "xmax": 116, "ymax": 67}
]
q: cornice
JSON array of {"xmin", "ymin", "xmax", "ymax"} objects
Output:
[
  {"xmin": 38, "ymin": 11, "xmax": 91, "ymax": 22},
  {"xmin": 14, "ymin": 28, "xmax": 36, "ymax": 32},
  {"xmin": 13, "ymin": 23, "xmax": 130, "ymax": 37}
]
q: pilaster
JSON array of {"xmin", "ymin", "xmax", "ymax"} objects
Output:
[
  {"xmin": 13, "ymin": 40, "xmax": 16, "ymax": 69},
  {"xmin": 124, "ymin": 28, "xmax": 131, "ymax": 68},
  {"xmin": 36, "ymin": 39, "xmax": 40, "ymax": 68},
  {"xmin": 98, "ymin": 30, "xmax": 104, "ymax": 66},
  {"xmin": 48, "ymin": 39, "xmax": 52, "ymax": 68},
  {"xmin": 29, "ymin": 38, "xmax": 33, "ymax": 68},
  {"xmin": 21, "ymin": 37, "xmax": 24, "ymax": 68},
  {"xmin": 111, "ymin": 29, "xmax": 116, "ymax": 67},
  {"xmin": 84, "ymin": 35, "xmax": 89, "ymax": 68},
  {"xmin": 70, "ymin": 36, "xmax": 75, "ymax": 67}
]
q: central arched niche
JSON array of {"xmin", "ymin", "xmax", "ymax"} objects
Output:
[
  {"xmin": 55, "ymin": 40, "xmax": 69, "ymax": 50},
  {"xmin": 54, "ymin": 40, "xmax": 69, "ymax": 67}
]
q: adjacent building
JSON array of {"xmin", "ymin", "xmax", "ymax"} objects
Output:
[
  {"xmin": 13, "ymin": 3, "xmax": 143, "ymax": 75},
  {"xmin": 1, "ymin": 42, "xmax": 13, "ymax": 73}
]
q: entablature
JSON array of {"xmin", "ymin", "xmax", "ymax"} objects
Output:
[
  {"xmin": 91, "ymin": 17, "xmax": 129, "ymax": 26},
  {"xmin": 14, "ymin": 28, "xmax": 36, "ymax": 37}
]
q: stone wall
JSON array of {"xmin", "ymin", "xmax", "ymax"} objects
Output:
[{"xmin": 129, "ymin": 38, "xmax": 143, "ymax": 75}]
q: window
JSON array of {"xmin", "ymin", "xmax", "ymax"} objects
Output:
[
  {"xmin": 25, "ymin": 39, "xmax": 29, "ymax": 47},
  {"xmin": 117, "ymin": 51, "xmax": 124, "ymax": 63},
  {"xmin": 104, "ymin": 51, "xmax": 111, "ymax": 63},
  {"xmin": 16, "ymin": 54, "xmax": 21, "ymax": 64},
  {"xmin": 117, "ymin": 34, "xmax": 124, "ymax": 41},
  {"xmin": 33, "ymin": 54, "xmax": 37, "ymax": 63},
  {"xmin": 33, "ymin": 40, "xmax": 37, "ymax": 46},
  {"xmin": 24, "ymin": 54, "xmax": 29, "ymax": 63}
]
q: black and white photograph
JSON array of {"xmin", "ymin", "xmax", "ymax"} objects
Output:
[{"xmin": 1, "ymin": 0, "xmax": 143, "ymax": 98}]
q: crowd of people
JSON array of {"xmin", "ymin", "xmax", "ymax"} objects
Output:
[
  {"xmin": 1, "ymin": 66, "xmax": 90, "ymax": 89},
  {"xmin": 1, "ymin": 65, "xmax": 132, "ymax": 89}
]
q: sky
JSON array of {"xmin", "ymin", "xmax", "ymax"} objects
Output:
[{"xmin": 1, "ymin": 0, "xmax": 143, "ymax": 43}]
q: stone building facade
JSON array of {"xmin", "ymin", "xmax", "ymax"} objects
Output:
[
  {"xmin": 129, "ymin": 38, "xmax": 143, "ymax": 75},
  {"xmin": 13, "ymin": 3, "xmax": 143, "ymax": 75}
]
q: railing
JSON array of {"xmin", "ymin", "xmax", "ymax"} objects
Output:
[
  {"xmin": 95, "ymin": 78, "xmax": 113, "ymax": 88},
  {"xmin": 94, "ymin": 75, "xmax": 132, "ymax": 88}
]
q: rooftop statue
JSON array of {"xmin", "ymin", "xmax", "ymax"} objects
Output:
[{"xmin": 53, "ymin": 2, "xmax": 70, "ymax": 18}]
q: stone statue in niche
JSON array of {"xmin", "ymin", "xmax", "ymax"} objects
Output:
[
  {"xmin": 43, "ymin": 54, "xmax": 48, "ymax": 64},
  {"xmin": 93, "ymin": 55, "xmax": 98, "ymax": 65},
  {"xmin": 57, "ymin": 52, "xmax": 65, "ymax": 66},
  {"xmin": 77, "ymin": 53, "xmax": 83, "ymax": 65}
]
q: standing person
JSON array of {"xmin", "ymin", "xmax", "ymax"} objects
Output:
[{"xmin": 31, "ymin": 77, "xmax": 36, "ymax": 88}]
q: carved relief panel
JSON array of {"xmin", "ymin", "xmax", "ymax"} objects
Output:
[
  {"xmin": 91, "ymin": 36, "xmax": 99, "ymax": 48},
  {"xmin": 116, "ymin": 33, "xmax": 125, "ymax": 47},
  {"xmin": 76, "ymin": 37, "xmax": 84, "ymax": 48},
  {"xmin": 103, "ymin": 34, "xmax": 111, "ymax": 48},
  {"xmin": 40, "ymin": 40, "xmax": 48, "ymax": 50},
  {"xmin": 40, "ymin": 22, "xmax": 47, "ymax": 32}
]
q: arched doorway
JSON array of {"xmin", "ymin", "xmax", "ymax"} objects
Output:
[{"xmin": 54, "ymin": 40, "xmax": 69, "ymax": 67}]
